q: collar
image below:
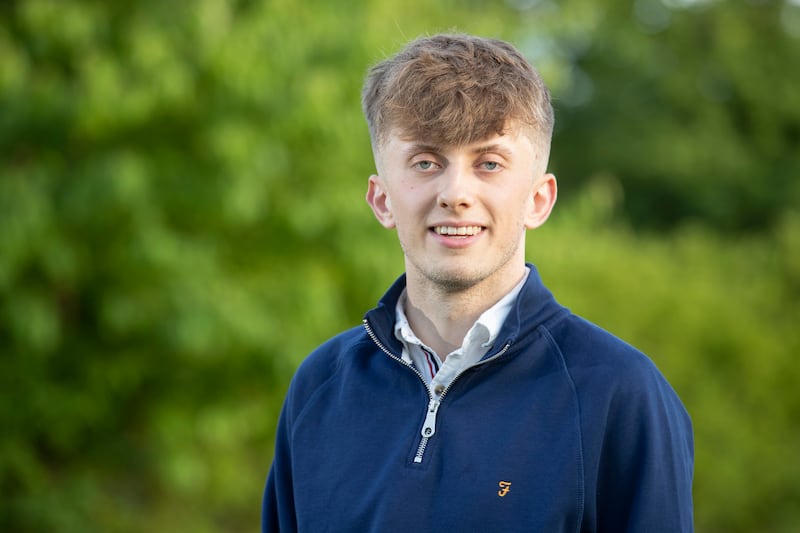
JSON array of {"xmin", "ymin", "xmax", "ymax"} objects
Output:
[
  {"xmin": 393, "ymin": 267, "xmax": 529, "ymax": 362},
  {"xmin": 364, "ymin": 263, "xmax": 564, "ymax": 362}
]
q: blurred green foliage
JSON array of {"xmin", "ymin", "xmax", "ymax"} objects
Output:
[{"xmin": 0, "ymin": 0, "xmax": 797, "ymax": 531}]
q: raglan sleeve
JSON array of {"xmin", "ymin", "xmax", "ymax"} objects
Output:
[
  {"xmin": 262, "ymin": 396, "xmax": 297, "ymax": 533},
  {"xmin": 595, "ymin": 361, "xmax": 694, "ymax": 532}
]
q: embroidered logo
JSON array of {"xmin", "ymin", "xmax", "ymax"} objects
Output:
[{"xmin": 498, "ymin": 481, "xmax": 512, "ymax": 497}]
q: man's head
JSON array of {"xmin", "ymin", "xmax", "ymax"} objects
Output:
[
  {"xmin": 361, "ymin": 33, "xmax": 554, "ymax": 164},
  {"xmin": 363, "ymin": 33, "xmax": 558, "ymax": 294}
]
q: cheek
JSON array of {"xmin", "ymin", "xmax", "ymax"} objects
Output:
[
  {"xmin": 387, "ymin": 187, "xmax": 423, "ymax": 216},
  {"xmin": 498, "ymin": 191, "xmax": 534, "ymax": 226}
]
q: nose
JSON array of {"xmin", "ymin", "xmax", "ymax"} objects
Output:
[{"xmin": 437, "ymin": 166, "xmax": 474, "ymax": 210}]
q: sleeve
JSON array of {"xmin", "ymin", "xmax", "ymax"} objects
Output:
[
  {"xmin": 262, "ymin": 401, "xmax": 297, "ymax": 533},
  {"xmin": 595, "ymin": 365, "xmax": 694, "ymax": 532}
]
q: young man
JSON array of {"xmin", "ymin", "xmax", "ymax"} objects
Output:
[{"xmin": 263, "ymin": 33, "xmax": 694, "ymax": 532}]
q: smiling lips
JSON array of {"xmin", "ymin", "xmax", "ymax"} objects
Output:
[{"xmin": 432, "ymin": 225, "xmax": 484, "ymax": 237}]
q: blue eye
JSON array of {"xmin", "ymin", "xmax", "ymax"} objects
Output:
[
  {"xmin": 416, "ymin": 160, "xmax": 435, "ymax": 170},
  {"xmin": 481, "ymin": 161, "xmax": 499, "ymax": 170}
]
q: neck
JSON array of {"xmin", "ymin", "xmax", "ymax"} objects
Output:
[{"xmin": 403, "ymin": 262, "xmax": 527, "ymax": 358}]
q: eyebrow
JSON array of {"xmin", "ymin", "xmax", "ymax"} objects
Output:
[
  {"xmin": 403, "ymin": 143, "xmax": 444, "ymax": 156},
  {"xmin": 473, "ymin": 144, "xmax": 514, "ymax": 158},
  {"xmin": 402, "ymin": 142, "xmax": 514, "ymax": 158}
]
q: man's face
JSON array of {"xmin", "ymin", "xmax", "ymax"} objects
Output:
[{"xmin": 366, "ymin": 126, "xmax": 556, "ymax": 292}]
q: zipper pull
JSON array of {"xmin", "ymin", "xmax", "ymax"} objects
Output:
[{"xmin": 421, "ymin": 398, "xmax": 440, "ymax": 438}]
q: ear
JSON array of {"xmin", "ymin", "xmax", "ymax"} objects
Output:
[
  {"xmin": 366, "ymin": 175, "xmax": 396, "ymax": 229},
  {"xmin": 524, "ymin": 173, "xmax": 557, "ymax": 230}
]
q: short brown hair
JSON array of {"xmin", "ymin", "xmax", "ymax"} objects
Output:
[{"xmin": 361, "ymin": 33, "xmax": 554, "ymax": 150}]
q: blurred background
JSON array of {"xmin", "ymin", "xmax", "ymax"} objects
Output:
[{"xmin": 1, "ymin": 0, "xmax": 798, "ymax": 531}]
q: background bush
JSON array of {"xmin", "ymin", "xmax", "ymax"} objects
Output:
[{"xmin": 1, "ymin": 0, "xmax": 798, "ymax": 531}]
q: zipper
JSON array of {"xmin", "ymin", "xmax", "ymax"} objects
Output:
[
  {"xmin": 363, "ymin": 318, "xmax": 513, "ymax": 464},
  {"xmin": 414, "ymin": 398, "xmax": 440, "ymax": 463},
  {"xmin": 412, "ymin": 341, "xmax": 513, "ymax": 463},
  {"xmin": 363, "ymin": 318, "xmax": 430, "ymax": 386}
]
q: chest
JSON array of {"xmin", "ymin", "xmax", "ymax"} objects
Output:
[{"xmin": 289, "ymin": 365, "xmax": 584, "ymax": 531}]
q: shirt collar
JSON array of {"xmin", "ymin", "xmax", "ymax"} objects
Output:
[{"xmin": 475, "ymin": 266, "xmax": 529, "ymax": 348}]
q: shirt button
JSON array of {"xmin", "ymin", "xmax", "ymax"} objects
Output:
[{"xmin": 434, "ymin": 384, "xmax": 445, "ymax": 396}]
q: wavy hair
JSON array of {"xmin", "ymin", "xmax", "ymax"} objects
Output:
[{"xmin": 362, "ymin": 33, "xmax": 554, "ymax": 151}]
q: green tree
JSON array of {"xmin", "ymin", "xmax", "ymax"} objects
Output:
[{"xmin": 539, "ymin": 0, "xmax": 800, "ymax": 232}]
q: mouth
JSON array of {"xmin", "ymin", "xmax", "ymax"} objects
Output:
[{"xmin": 431, "ymin": 225, "xmax": 484, "ymax": 237}]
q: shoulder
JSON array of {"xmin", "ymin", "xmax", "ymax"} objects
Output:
[
  {"xmin": 291, "ymin": 324, "xmax": 371, "ymax": 383},
  {"xmin": 543, "ymin": 312, "xmax": 663, "ymax": 382},
  {"xmin": 542, "ymin": 312, "xmax": 693, "ymax": 455},
  {"xmin": 283, "ymin": 324, "xmax": 372, "ymax": 413},
  {"xmin": 541, "ymin": 312, "xmax": 690, "ymax": 424}
]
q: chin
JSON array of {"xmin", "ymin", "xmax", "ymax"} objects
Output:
[{"xmin": 424, "ymin": 265, "xmax": 488, "ymax": 292}]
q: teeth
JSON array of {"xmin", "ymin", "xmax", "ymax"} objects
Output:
[{"xmin": 434, "ymin": 226, "xmax": 482, "ymax": 236}]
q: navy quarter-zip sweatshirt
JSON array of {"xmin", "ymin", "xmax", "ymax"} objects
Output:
[{"xmin": 262, "ymin": 264, "xmax": 694, "ymax": 532}]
